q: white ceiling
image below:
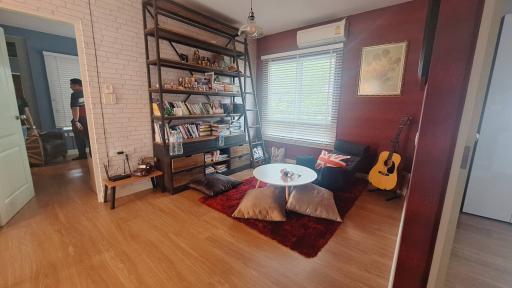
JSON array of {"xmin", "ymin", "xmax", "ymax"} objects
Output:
[
  {"xmin": 174, "ymin": 0, "xmax": 412, "ymax": 36},
  {"xmin": 0, "ymin": 8, "xmax": 75, "ymax": 38}
]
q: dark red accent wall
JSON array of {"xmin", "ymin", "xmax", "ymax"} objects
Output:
[
  {"xmin": 393, "ymin": 0, "xmax": 484, "ymax": 286},
  {"xmin": 257, "ymin": 1, "xmax": 428, "ymax": 169}
]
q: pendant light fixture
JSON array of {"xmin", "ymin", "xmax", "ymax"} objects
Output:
[{"xmin": 239, "ymin": 0, "xmax": 264, "ymax": 38}]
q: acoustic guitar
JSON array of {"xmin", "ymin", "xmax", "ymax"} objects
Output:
[{"xmin": 368, "ymin": 116, "xmax": 413, "ymax": 191}]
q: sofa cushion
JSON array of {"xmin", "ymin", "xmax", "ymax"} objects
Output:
[
  {"xmin": 315, "ymin": 150, "xmax": 351, "ymax": 169},
  {"xmin": 188, "ymin": 174, "xmax": 242, "ymax": 196},
  {"xmin": 287, "ymin": 183, "xmax": 342, "ymax": 222},
  {"xmin": 232, "ymin": 186, "xmax": 287, "ymax": 221}
]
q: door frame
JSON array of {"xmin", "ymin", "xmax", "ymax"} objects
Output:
[
  {"xmin": 0, "ymin": 3, "xmax": 104, "ymax": 199},
  {"xmin": 427, "ymin": 1, "xmax": 512, "ymax": 286}
]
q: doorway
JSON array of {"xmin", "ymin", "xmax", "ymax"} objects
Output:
[
  {"xmin": 0, "ymin": 9, "xmax": 93, "ymax": 226},
  {"xmin": 427, "ymin": 1, "xmax": 512, "ymax": 287}
]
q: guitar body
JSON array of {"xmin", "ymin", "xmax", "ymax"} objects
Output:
[{"xmin": 369, "ymin": 151, "xmax": 402, "ymax": 191}]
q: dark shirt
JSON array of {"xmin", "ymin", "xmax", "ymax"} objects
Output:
[
  {"xmin": 70, "ymin": 90, "xmax": 87, "ymax": 119},
  {"xmin": 70, "ymin": 90, "xmax": 85, "ymax": 108}
]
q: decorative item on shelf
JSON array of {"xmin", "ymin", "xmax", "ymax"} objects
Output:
[
  {"xmin": 164, "ymin": 106, "xmax": 173, "ymax": 117},
  {"xmin": 211, "ymin": 54, "xmax": 224, "ymax": 69},
  {"xmin": 192, "ymin": 49, "xmax": 201, "ymax": 64},
  {"xmin": 227, "ymin": 64, "xmax": 238, "ymax": 72},
  {"xmin": 179, "ymin": 53, "xmax": 188, "ymax": 63},
  {"xmin": 358, "ymin": 41, "xmax": 408, "ymax": 96},
  {"xmin": 211, "ymin": 101, "xmax": 224, "ymax": 114},
  {"xmin": 212, "ymin": 82, "xmax": 225, "ymax": 92},
  {"xmin": 177, "ymin": 77, "xmax": 185, "ymax": 89},
  {"xmin": 163, "ymin": 80, "xmax": 176, "ymax": 89},
  {"xmin": 133, "ymin": 156, "xmax": 156, "ymax": 177}
]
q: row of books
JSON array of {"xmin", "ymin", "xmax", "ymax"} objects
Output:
[
  {"xmin": 174, "ymin": 123, "xmax": 201, "ymax": 139},
  {"xmin": 164, "ymin": 101, "xmax": 224, "ymax": 116},
  {"xmin": 154, "ymin": 121, "xmax": 244, "ymax": 143}
]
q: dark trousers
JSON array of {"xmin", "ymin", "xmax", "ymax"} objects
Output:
[{"xmin": 72, "ymin": 117, "xmax": 90, "ymax": 157}]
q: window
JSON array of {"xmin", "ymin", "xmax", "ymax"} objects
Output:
[
  {"xmin": 260, "ymin": 44, "xmax": 343, "ymax": 149},
  {"xmin": 43, "ymin": 51, "xmax": 81, "ymax": 128}
]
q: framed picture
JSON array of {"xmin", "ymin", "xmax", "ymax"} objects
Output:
[{"xmin": 358, "ymin": 42, "xmax": 408, "ymax": 96}]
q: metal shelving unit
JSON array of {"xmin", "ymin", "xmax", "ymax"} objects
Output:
[{"xmin": 142, "ymin": 0, "xmax": 267, "ymax": 194}]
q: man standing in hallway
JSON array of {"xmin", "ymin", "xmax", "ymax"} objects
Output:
[{"xmin": 70, "ymin": 78, "xmax": 90, "ymax": 160}]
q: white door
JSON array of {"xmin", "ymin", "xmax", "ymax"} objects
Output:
[
  {"xmin": 0, "ymin": 28, "xmax": 35, "ymax": 226},
  {"xmin": 463, "ymin": 15, "xmax": 512, "ymax": 222}
]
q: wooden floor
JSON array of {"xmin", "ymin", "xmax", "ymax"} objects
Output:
[
  {"xmin": 0, "ymin": 160, "xmax": 403, "ymax": 288},
  {"xmin": 445, "ymin": 213, "xmax": 512, "ymax": 288}
]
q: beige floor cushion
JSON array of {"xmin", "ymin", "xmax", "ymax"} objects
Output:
[
  {"xmin": 232, "ymin": 186, "xmax": 287, "ymax": 221},
  {"xmin": 287, "ymin": 184, "xmax": 342, "ymax": 222}
]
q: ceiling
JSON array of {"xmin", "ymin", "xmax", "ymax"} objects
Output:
[
  {"xmin": 0, "ymin": 8, "xmax": 75, "ymax": 38},
  {"xmin": 174, "ymin": 0, "xmax": 412, "ymax": 36}
]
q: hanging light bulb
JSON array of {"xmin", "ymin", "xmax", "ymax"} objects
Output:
[{"xmin": 239, "ymin": 0, "xmax": 263, "ymax": 38}]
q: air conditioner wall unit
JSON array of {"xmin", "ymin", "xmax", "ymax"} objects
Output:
[{"xmin": 297, "ymin": 19, "xmax": 347, "ymax": 48}]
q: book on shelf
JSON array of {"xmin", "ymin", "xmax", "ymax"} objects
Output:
[
  {"xmin": 154, "ymin": 123, "xmax": 163, "ymax": 143},
  {"xmin": 211, "ymin": 123, "xmax": 230, "ymax": 136},
  {"xmin": 205, "ymin": 150, "xmax": 228, "ymax": 163},
  {"xmin": 152, "ymin": 103, "xmax": 161, "ymax": 117},
  {"xmin": 213, "ymin": 163, "xmax": 228, "ymax": 173},
  {"xmin": 205, "ymin": 166, "xmax": 216, "ymax": 174}
]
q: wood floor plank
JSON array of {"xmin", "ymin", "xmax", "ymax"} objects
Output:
[{"xmin": 0, "ymin": 160, "xmax": 403, "ymax": 288}]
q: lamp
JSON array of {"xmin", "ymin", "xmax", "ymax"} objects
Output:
[{"xmin": 238, "ymin": 0, "xmax": 263, "ymax": 38}]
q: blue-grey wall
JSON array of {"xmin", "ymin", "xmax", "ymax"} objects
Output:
[{"xmin": 1, "ymin": 24, "xmax": 77, "ymax": 130}]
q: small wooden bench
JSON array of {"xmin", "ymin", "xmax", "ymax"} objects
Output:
[{"xmin": 102, "ymin": 170, "xmax": 164, "ymax": 209}]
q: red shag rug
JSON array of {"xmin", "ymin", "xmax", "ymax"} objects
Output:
[{"xmin": 199, "ymin": 177, "xmax": 363, "ymax": 258}]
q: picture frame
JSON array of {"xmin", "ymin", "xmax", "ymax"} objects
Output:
[{"xmin": 357, "ymin": 41, "xmax": 408, "ymax": 96}]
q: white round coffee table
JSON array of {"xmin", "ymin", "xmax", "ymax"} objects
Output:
[{"xmin": 253, "ymin": 163, "xmax": 317, "ymax": 200}]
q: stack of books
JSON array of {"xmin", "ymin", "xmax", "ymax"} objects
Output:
[
  {"xmin": 212, "ymin": 123, "xmax": 230, "ymax": 136},
  {"xmin": 205, "ymin": 150, "xmax": 229, "ymax": 163},
  {"xmin": 198, "ymin": 122, "xmax": 212, "ymax": 136},
  {"xmin": 205, "ymin": 166, "xmax": 216, "ymax": 174},
  {"xmin": 213, "ymin": 163, "xmax": 228, "ymax": 173}
]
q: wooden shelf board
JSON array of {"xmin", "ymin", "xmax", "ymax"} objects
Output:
[
  {"xmin": 147, "ymin": 58, "xmax": 243, "ymax": 77},
  {"xmin": 153, "ymin": 114, "xmax": 240, "ymax": 121},
  {"xmin": 145, "ymin": 26, "xmax": 244, "ymax": 57},
  {"xmin": 183, "ymin": 135, "xmax": 217, "ymax": 143},
  {"xmin": 149, "ymin": 88, "xmax": 240, "ymax": 97}
]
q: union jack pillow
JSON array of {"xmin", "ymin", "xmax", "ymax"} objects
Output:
[{"xmin": 315, "ymin": 150, "xmax": 351, "ymax": 169}]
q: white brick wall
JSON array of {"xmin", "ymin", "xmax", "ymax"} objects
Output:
[{"xmin": 0, "ymin": 0, "xmax": 257, "ymax": 200}]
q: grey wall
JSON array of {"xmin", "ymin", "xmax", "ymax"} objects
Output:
[{"xmin": 1, "ymin": 24, "xmax": 77, "ymax": 130}]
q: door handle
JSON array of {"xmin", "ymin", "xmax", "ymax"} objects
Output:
[{"xmin": 15, "ymin": 115, "xmax": 20, "ymax": 120}]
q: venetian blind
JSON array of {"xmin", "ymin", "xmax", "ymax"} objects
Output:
[
  {"xmin": 43, "ymin": 51, "xmax": 81, "ymax": 128},
  {"xmin": 260, "ymin": 44, "xmax": 343, "ymax": 149}
]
